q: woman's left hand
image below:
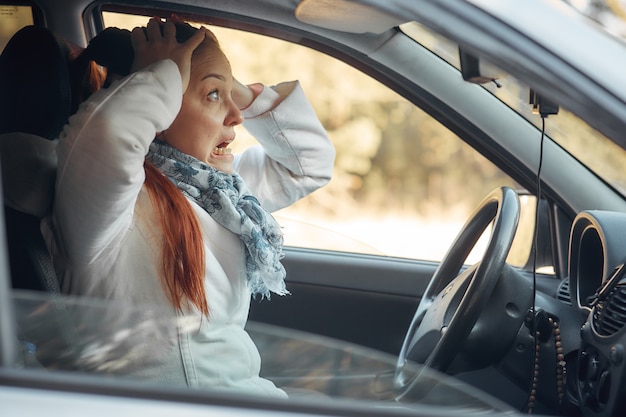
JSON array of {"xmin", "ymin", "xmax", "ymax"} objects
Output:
[{"xmin": 232, "ymin": 79, "xmax": 262, "ymax": 110}]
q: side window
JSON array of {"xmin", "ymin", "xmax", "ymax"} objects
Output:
[
  {"xmin": 0, "ymin": 4, "xmax": 35, "ymax": 52},
  {"xmin": 102, "ymin": 12, "xmax": 534, "ymax": 267}
]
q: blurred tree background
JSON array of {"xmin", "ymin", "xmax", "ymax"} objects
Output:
[{"xmin": 208, "ymin": 26, "xmax": 517, "ymax": 221}]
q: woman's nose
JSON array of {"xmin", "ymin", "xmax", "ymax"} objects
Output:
[{"xmin": 226, "ymin": 98, "xmax": 244, "ymax": 126}]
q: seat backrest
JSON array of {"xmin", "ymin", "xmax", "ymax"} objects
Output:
[
  {"xmin": 0, "ymin": 131, "xmax": 58, "ymax": 292},
  {"xmin": 0, "ymin": 25, "xmax": 72, "ymax": 293}
]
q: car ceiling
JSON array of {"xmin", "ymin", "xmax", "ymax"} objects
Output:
[{"xmin": 295, "ymin": 0, "xmax": 402, "ymax": 33}]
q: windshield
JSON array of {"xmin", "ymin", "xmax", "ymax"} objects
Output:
[{"xmin": 401, "ymin": 20, "xmax": 626, "ymax": 196}]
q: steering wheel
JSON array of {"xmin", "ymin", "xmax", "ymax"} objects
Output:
[{"xmin": 394, "ymin": 187, "xmax": 520, "ymax": 400}]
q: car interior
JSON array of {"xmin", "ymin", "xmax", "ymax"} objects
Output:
[{"xmin": 3, "ymin": 1, "xmax": 626, "ymax": 417}]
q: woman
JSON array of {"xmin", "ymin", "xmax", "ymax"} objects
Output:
[{"xmin": 43, "ymin": 17, "xmax": 334, "ymax": 397}]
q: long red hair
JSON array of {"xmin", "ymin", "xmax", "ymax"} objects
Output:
[{"xmin": 143, "ymin": 161, "xmax": 208, "ymax": 316}]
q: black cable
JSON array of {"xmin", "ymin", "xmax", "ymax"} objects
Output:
[
  {"xmin": 526, "ymin": 116, "xmax": 546, "ymax": 413},
  {"xmin": 533, "ymin": 116, "xmax": 546, "ymax": 317}
]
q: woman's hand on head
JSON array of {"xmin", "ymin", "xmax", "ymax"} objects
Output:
[
  {"xmin": 232, "ymin": 80, "xmax": 263, "ymax": 110},
  {"xmin": 130, "ymin": 17, "xmax": 205, "ymax": 92}
]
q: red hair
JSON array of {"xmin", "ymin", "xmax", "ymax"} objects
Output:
[
  {"xmin": 66, "ymin": 46, "xmax": 107, "ymax": 115},
  {"xmin": 144, "ymin": 161, "xmax": 208, "ymax": 316}
]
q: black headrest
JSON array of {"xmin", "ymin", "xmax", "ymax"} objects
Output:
[{"xmin": 0, "ymin": 25, "xmax": 71, "ymax": 140}]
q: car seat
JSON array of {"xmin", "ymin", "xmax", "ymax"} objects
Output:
[
  {"xmin": 0, "ymin": 25, "xmax": 71, "ymax": 293},
  {"xmin": 0, "ymin": 26, "xmax": 93, "ymax": 370}
]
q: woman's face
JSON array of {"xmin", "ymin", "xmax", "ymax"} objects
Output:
[{"xmin": 162, "ymin": 41, "xmax": 243, "ymax": 173}]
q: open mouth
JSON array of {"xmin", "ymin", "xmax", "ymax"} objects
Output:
[{"xmin": 212, "ymin": 141, "xmax": 232, "ymax": 156}]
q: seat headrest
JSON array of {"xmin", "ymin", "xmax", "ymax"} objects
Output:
[{"xmin": 0, "ymin": 25, "xmax": 71, "ymax": 140}]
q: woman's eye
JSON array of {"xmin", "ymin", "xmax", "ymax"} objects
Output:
[{"xmin": 208, "ymin": 90, "xmax": 220, "ymax": 102}]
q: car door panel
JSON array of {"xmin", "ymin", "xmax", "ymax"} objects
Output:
[{"xmin": 248, "ymin": 248, "xmax": 436, "ymax": 355}]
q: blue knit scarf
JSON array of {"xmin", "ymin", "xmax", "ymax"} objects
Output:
[{"xmin": 146, "ymin": 139, "xmax": 287, "ymax": 299}]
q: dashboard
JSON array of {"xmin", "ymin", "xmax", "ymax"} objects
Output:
[{"xmin": 568, "ymin": 210, "xmax": 626, "ymax": 417}]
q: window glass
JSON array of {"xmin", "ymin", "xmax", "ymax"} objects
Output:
[
  {"xmin": 102, "ymin": 12, "xmax": 534, "ymax": 267},
  {"xmin": 11, "ymin": 290, "xmax": 511, "ymax": 411},
  {"xmin": 0, "ymin": 4, "xmax": 34, "ymax": 52},
  {"xmin": 403, "ymin": 20, "xmax": 626, "ymax": 197}
]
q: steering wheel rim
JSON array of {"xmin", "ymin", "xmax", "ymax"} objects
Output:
[{"xmin": 394, "ymin": 187, "xmax": 520, "ymax": 400}]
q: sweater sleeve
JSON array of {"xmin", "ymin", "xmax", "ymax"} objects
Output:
[
  {"xmin": 233, "ymin": 81, "xmax": 335, "ymax": 213},
  {"xmin": 53, "ymin": 59, "xmax": 183, "ymax": 264}
]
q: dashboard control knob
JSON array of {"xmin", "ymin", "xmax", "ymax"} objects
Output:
[{"xmin": 609, "ymin": 345, "xmax": 623, "ymax": 365}]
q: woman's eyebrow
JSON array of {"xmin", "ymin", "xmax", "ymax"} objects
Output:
[{"xmin": 201, "ymin": 73, "xmax": 226, "ymax": 81}]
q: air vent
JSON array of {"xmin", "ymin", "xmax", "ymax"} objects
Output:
[
  {"xmin": 592, "ymin": 283, "xmax": 626, "ymax": 336},
  {"xmin": 556, "ymin": 278, "xmax": 571, "ymax": 305}
]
